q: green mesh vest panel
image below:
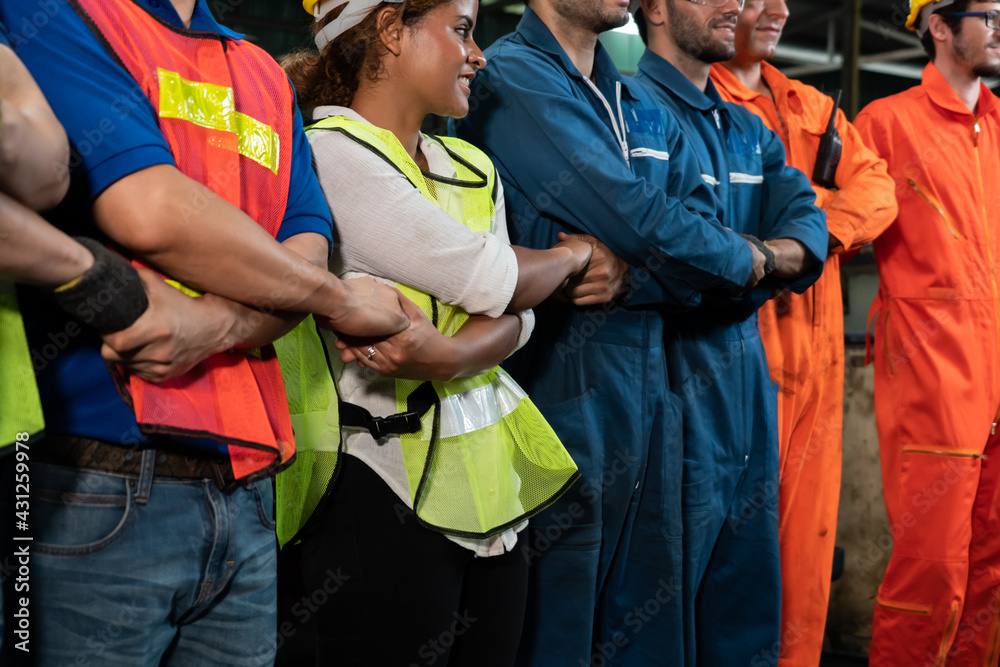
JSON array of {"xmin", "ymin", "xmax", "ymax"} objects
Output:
[
  {"xmin": 275, "ymin": 117, "xmax": 578, "ymax": 545},
  {"xmin": 0, "ymin": 282, "xmax": 44, "ymax": 448},
  {"xmin": 274, "ymin": 315, "xmax": 339, "ymax": 547}
]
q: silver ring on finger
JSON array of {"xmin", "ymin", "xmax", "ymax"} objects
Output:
[{"xmin": 366, "ymin": 346, "xmax": 377, "ymax": 361}]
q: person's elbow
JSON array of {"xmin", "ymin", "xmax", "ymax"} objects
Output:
[
  {"xmin": 0, "ymin": 113, "xmax": 71, "ymax": 211},
  {"xmin": 92, "ymin": 164, "xmax": 189, "ymax": 256},
  {"xmin": 23, "ymin": 174, "xmax": 69, "ymax": 212}
]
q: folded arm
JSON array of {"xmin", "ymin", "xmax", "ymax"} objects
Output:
[
  {"xmin": 456, "ymin": 55, "xmax": 756, "ymax": 307},
  {"xmin": 0, "ymin": 44, "xmax": 69, "ymax": 211},
  {"xmin": 820, "ymin": 110, "xmax": 898, "ymax": 253},
  {"xmin": 0, "ymin": 192, "xmax": 93, "ymax": 285},
  {"xmin": 337, "ymin": 296, "xmax": 521, "ymax": 382},
  {"xmin": 93, "ymin": 163, "xmax": 407, "ymax": 340}
]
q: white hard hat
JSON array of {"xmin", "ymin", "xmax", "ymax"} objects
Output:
[
  {"xmin": 906, "ymin": 0, "xmax": 957, "ymax": 36},
  {"xmin": 303, "ymin": 0, "xmax": 404, "ymax": 51}
]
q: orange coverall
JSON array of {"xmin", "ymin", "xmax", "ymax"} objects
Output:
[
  {"xmin": 854, "ymin": 62, "xmax": 1000, "ymax": 666},
  {"xmin": 712, "ymin": 61, "xmax": 897, "ymax": 666}
]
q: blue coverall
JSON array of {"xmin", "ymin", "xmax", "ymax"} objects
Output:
[
  {"xmin": 456, "ymin": 9, "xmax": 762, "ymax": 666},
  {"xmin": 632, "ymin": 50, "xmax": 828, "ymax": 666}
]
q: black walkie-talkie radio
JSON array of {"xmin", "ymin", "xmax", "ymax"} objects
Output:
[{"xmin": 812, "ymin": 89, "xmax": 843, "ymax": 189}]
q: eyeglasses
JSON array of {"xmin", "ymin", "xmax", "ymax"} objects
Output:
[
  {"xmin": 687, "ymin": 0, "xmax": 747, "ymax": 9},
  {"xmin": 952, "ymin": 10, "xmax": 1000, "ymax": 30}
]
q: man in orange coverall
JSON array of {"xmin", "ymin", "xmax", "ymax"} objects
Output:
[
  {"xmin": 853, "ymin": 0, "xmax": 1000, "ymax": 664},
  {"xmin": 710, "ymin": 3, "xmax": 897, "ymax": 665}
]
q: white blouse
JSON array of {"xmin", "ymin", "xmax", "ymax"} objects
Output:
[{"xmin": 311, "ymin": 106, "xmax": 532, "ymax": 556}]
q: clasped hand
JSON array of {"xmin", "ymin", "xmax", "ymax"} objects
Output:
[{"xmin": 334, "ymin": 294, "xmax": 456, "ymax": 382}]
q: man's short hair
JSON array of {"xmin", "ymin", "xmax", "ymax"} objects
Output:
[{"xmin": 920, "ymin": 0, "xmax": 973, "ymax": 59}]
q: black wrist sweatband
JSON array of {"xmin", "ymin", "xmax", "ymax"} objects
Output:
[
  {"xmin": 50, "ymin": 237, "xmax": 149, "ymax": 335},
  {"xmin": 740, "ymin": 234, "xmax": 776, "ymax": 276}
]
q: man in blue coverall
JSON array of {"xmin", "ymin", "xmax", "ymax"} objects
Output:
[
  {"xmin": 456, "ymin": 1, "xmax": 775, "ymax": 664},
  {"xmin": 630, "ymin": 0, "xmax": 828, "ymax": 663}
]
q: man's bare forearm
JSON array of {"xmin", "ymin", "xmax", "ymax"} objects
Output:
[
  {"xmin": 0, "ymin": 45, "xmax": 70, "ymax": 210},
  {"xmin": 212, "ymin": 232, "xmax": 326, "ymax": 349},
  {"xmin": 766, "ymin": 238, "xmax": 810, "ymax": 279},
  {"xmin": 93, "ymin": 165, "xmax": 347, "ymax": 316},
  {"xmin": 0, "ymin": 191, "xmax": 93, "ymax": 285},
  {"xmin": 200, "ymin": 295, "xmax": 306, "ymax": 350}
]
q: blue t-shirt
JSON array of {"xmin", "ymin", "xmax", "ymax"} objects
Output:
[{"xmin": 1, "ymin": 0, "xmax": 334, "ymax": 448}]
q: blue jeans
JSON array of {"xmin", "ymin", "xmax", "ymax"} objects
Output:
[{"xmin": 31, "ymin": 454, "xmax": 278, "ymax": 666}]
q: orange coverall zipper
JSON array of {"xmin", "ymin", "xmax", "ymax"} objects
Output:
[
  {"xmin": 907, "ymin": 179, "xmax": 962, "ymax": 240},
  {"xmin": 971, "ymin": 121, "xmax": 1000, "ymax": 437}
]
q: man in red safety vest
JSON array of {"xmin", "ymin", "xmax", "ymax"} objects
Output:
[{"xmin": 0, "ymin": 0, "xmax": 409, "ymax": 663}]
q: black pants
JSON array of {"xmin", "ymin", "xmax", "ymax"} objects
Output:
[{"xmin": 300, "ymin": 455, "xmax": 528, "ymax": 666}]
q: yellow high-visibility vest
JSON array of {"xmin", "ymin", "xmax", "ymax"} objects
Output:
[
  {"xmin": 0, "ymin": 282, "xmax": 44, "ymax": 448},
  {"xmin": 275, "ymin": 116, "xmax": 578, "ymax": 546}
]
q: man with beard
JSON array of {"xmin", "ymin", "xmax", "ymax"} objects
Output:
[
  {"xmin": 852, "ymin": 1, "xmax": 1000, "ymax": 664},
  {"xmin": 707, "ymin": 3, "xmax": 897, "ymax": 665},
  {"xmin": 455, "ymin": 0, "xmax": 778, "ymax": 663},
  {"xmin": 629, "ymin": 0, "xmax": 827, "ymax": 664}
]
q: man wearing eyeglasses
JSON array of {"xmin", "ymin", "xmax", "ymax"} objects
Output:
[
  {"xmin": 629, "ymin": 0, "xmax": 828, "ymax": 664},
  {"xmin": 705, "ymin": 3, "xmax": 898, "ymax": 666},
  {"xmin": 852, "ymin": 1, "xmax": 1000, "ymax": 664}
]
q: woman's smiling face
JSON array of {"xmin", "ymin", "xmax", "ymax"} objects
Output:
[{"xmin": 397, "ymin": 0, "xmax": 486, "ymax": 119}]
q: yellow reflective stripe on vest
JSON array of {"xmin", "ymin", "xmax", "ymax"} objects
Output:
[
  {"xmin": 158, "ymin": 69, "xmax": 280, "ymax": 174},
  {"xmin": 438, "ymin": 370, "xmax": 526, "ymax": 439},
  {"xmin": 237, "ymin": 112, "xmax": 280, "ymax": 175}
]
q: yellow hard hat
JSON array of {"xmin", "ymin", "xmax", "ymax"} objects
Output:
[{"xmin": 905, "ymin": 0, "xmax": 956, "ymax": 33}]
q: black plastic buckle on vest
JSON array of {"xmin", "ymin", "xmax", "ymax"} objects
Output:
[
  {"xmin": 339, "ymin": 381, "xmax": 436, "ymax": 441},
  {"xmin": 340, "ymin": 403, "xmax": 423, "ymax": 440}
]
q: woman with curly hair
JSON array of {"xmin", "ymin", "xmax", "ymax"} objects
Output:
[{"xmin": 279, "ymin": 1, "xmax": 612, "ymax": 664}]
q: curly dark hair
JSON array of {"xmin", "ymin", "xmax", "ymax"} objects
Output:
[{"xmin": 283, "ymin": 0, "xmax": 453, "ymax": 111}]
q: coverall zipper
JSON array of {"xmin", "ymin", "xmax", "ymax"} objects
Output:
[
  {"xmin": 907, "ymin": 179, "xmax": 962, "ymax": 240},
  {"xmin": 971, "ymin": 121, "xmax": 1000, "ymax": 437},
  {"xmin": 741, "ymin": 330, "xmax": 750, "ymax": 461},
  {"xmin": 901, "ymin": 446, "xmax": 987, "ymax": 459},
  {"xmin": 987, "ymin": 598, "xmax": 1000, "ymax": 667},
  {"xmin": 874, "ymin": 596, "xmax": 932, "ymax": 614},
  {"xmin": 935, "ymin": 602, "xmax": 959, "ymax": 667}
]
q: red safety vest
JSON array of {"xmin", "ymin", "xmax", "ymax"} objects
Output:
[{"xmin": 72, "ymin": 0, "xmax": 296, "ymax": 480}]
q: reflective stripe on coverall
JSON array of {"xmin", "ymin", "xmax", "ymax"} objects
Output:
[
  {"xmin": 854, "ymin": 61, "xmax": 1000, "ymax": 666},
  {"xmin": 633, "ymin": 50, "xmax": 828, "ymax": 666},
  {"xmin": 712, "ymin": 60, "xmax": 897, "ymax": 667},
  {"xmin": 456, "ymin": 7, "xmax": 762, "ymax": 665}
]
